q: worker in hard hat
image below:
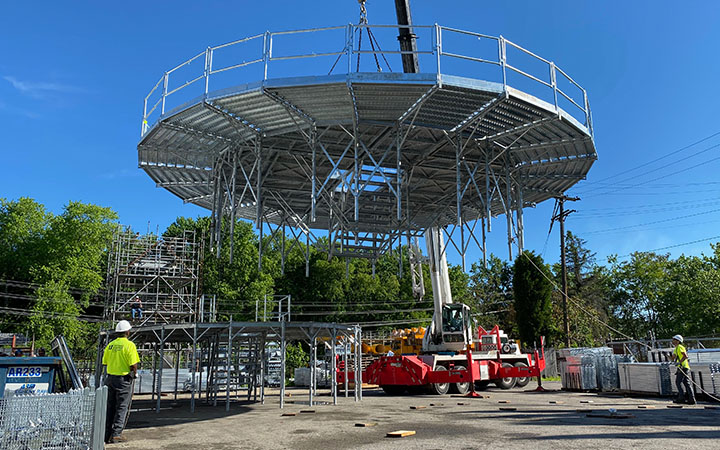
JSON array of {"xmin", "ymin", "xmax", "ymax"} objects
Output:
[
  {"xmin": 671, "ymin": 334, "xmax": 696, "ymax": 405},
  {"xmin": 102, "ymin": 320, "xmax": 140, "ymax": 444}
]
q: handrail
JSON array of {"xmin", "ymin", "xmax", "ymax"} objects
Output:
[{"xmin": 141, "ymin": 24, "xmax": 591, "ymax": 138}]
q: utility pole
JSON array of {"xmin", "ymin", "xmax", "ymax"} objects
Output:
[{"xmin": 552, "ymin": 195, "xmax": 579, "ymax": 348}]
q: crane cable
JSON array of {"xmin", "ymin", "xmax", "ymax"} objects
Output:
[{"xmin": 519, "ymin": 250, "xmax": 720, "ymax": 403}]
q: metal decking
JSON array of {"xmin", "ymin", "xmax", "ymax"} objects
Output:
[{"xmin": 137, "ymin": 24, "xmax": 597, "ymax": 267}]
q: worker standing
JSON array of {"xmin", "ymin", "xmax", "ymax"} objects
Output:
[
  {"xmin": 671, "ymin": 334, "xmax": 696, "ymax": 405},
  {"xmin": 103, "ymin": 320, "xmax": 140, "ymax": 444}
]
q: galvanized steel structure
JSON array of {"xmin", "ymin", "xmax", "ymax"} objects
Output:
[
  {"xmin": 138, "ymin": 24, "xmax": 596, "ymax": 271},
  {"xmin": 105, "ymin": 228, "xmax": 202, "ymax": 325},
  {"xmin": 97, "ymin": 322, "xmax": 362, "ymax": 411}
]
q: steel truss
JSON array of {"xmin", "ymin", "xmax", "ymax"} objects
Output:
[{"xmin": 95, "ymin": 321, "xmax": 361, "ymax": 411}]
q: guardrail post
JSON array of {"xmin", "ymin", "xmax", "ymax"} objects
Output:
[
  {"xmin": 550, "ymin": 62, "xmax": 558, "ymax": 111},
  {"xmin": 434, "ymin": 24, "xmax": 442, "ymax": 86},
  {"xmin": 142, "ymin": 98, "xmax": 148, "ymax": 136},
  {"xmin": 584, "ymin": 89, "xmax": 592, "ymax": 133},
  {"xmin": 204, "ymin": 47, "xmax": 212, "ymax": 97},
  {"xmin": 263, "ymin": 31, "xmax": 271, "ymax": 81},
  {"xmin": 499, "ymin": 36, "xmax": 507, "ymax": 88},
  {"xmin": 161, "ymin": 72, "xmax": 168, "ymax": 116},
  {"xmin": 346, "ymin": 23, "xmax": 354, "ymax": 74}
]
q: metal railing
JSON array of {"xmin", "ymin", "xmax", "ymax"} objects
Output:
[{"xmin": 142, "ymin": 24, "xmax": 592, "ymax": 137}]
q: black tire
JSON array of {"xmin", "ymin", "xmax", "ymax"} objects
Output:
[
  {"xmin": 450, "ymin": 365, "xmax": 470, "ymax": 395},
  {"xmin": 494, "ymin": 363, "xmax": 517, "ymax": 390},
  {"xmin": 474, "ymin": 380, "xmax": 490, "ymax": 390},
  {"xmin": 381, "ymin": 385, "xmax": 407, "ymax": 395},
  {"xmin": 514, "ymin": 362, "xmax": 530, "ymax": 388},
  {"xmin": 430, "ymin": 365, "xmax": 450, "ymax": 395}
]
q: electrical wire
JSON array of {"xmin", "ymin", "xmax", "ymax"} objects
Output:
[
  {"xmin": 578, "ymin": 207, "xmax": 720, "ymax": 235},
  {"xmin": 615, "ymin": 234, "xmax": 720, "ymax": 259},
  {"xmin": 582, "ymin": 148, "xmax": 720, "ymax": 198},
  {"xmin": 573, "ymin": 130, "xmax": 720, "ymax": 190}
]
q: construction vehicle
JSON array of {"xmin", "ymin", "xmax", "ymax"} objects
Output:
[{"xmin": 338, "ymin": 227, "xmax": 545, "ymax": 395}]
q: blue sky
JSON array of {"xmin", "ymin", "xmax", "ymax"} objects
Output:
[{"xmin": 2, "ymin": 1, "xmax": 719, "ymax": 268}]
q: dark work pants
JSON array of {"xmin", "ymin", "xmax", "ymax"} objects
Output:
[
  {"xmin": 675, "ymin": 367, "xmax": 695, "ymax": 402},
  {"xmin": 105, "ymin": 374, "xmax": 133, "ymax": 441}
]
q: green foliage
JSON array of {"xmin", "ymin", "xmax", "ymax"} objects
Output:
[
  {"xmin": 0, "ymin": 198, "xmax": 117, "ymax": 350},
  {"xmin": 469, "ymin": 254, "xmax": 515, "ymax": 334},
  {"xmin": 513, "ymin": 250, "xmax": 555, "ymax": 347},
  {"xmin": 551, "ymin": 232, "xmax": 612, "ymax": 347},
  {"xmin": 285, "ymin": 342, "xmax": 309, "ymax": 379}
]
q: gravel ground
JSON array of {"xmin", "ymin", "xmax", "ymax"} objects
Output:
[{"xmin": 110, "ymin": 381, "xmax": 720, "ymax": 449}]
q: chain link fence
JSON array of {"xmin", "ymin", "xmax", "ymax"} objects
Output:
[{"xmin": 0, "ymin": 387, "xmax": 107, "ymax": 450}]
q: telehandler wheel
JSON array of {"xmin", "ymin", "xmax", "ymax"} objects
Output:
[
  {"xmin": 450, "ymin": 365, "xmax": 470, "ymax": 394},
  {"xmin": 495, "ymin": 363, "xmax": 517, "ymax": 390},
  {"xmin": 514, "ymin": 362, "xmax": 530, "ymax": 388},
  {"xmin": 430, "ymin": 365, "xmax": 450, "ymax": 395}
]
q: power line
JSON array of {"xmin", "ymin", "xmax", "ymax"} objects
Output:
[
  {"xmin": 573, "ymin": 130, "xmax": 720, "ymax": 189},
  {"xmin": 578, "ymin": 207, "xmax": 720, "ymax": 235},
  {"xmin": 582, "ymin": 148, "xmax": 720, "ymax": 198},
  {"xmin": 616, "ymin": 234, "xmax": 720, "ymax": 259}
]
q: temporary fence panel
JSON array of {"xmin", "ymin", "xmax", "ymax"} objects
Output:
[{"xmin": 0, "ymin": 386, "xmax": 107, "ymax": 450}]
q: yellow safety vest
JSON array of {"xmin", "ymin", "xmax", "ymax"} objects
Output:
[
  {"xmin": 673, "ymin": 344, "xmax": 690, "ymax": 369},
  {"xmin": 102, "ymin": 337, "xmax": 140, "ymax": 376}
]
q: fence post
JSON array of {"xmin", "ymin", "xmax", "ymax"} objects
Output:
[{"xmin": 92, "ymin": 386, "xmax": 108, "ymax": 450}]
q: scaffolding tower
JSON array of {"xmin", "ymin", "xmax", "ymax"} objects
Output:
[{"xmin": 105, "ymin": 228, "xmax": 202, "ymax": 326}]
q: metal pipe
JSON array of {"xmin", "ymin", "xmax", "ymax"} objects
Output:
[
  {"xmin": 394, "ymin": 0, "xmax": 419, "ymax": 74},
  {"xmin": 280, "ymin": 321, "xmax": 286, "ymax": 409}
]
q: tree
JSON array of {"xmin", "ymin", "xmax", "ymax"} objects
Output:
[
  {"xmin": 606, "ymin": 252, "xmax": 669, "ymax": 339},
  {"xmin": 469, "ymin": 254, "xmax": 515, "ymax": 334},
  {"xmin": 551, "ymin": 232, "xmax": 611, "ymax": 346},
  {"xmin": 513, "ymin": 250, "xmax": 555, "ymax": 348}
]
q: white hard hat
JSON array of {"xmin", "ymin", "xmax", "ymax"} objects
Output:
[
  {"xmin": 672, "ymin": 334, "xmax": 683, "ymax": 343},
  {"xmin": 115, "ymin": 320, "xmax": 132, "ymax": 333}
]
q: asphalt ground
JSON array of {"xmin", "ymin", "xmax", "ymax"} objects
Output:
[{"xmin": 112, "ymin": 381, "xmax": 720, "ymax": 449}]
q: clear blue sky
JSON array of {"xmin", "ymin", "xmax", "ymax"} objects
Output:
[{"xmin": 2, "ymin": 1, "xmax": 719, "ymax": 267}]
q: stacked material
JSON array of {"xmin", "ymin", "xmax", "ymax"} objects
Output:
[
  {"xmin": 559, "ymin": 347, "xmax": 631, "ymax": 391},
  {"xmin": 619, "ymin": 362, "xmax": 719, "ymax": 397},
  {"xmin": 711, "ymin": 364, "xmax": 720, "ymax": 396},
  {"xmin": 689, "ymin": 349, "xmax": 720, "ymax": 364},
  {"xmin": 293, "ymin": 366, "xmax": 332, "ymax": 387},
  {"xmin": 618, "ymin": 363, "xmax": 674, "ymax": 395}
]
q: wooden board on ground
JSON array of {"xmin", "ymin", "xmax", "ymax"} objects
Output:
[
  {"xmin": 409, "ymin": 406, "xmax": 426, "ymax": 410},
  {"xmin": 549, "ymin": 401, "xmax": 564, "ymax": 404},
  {"xmin": 281, "ymin": 413, "xmax": 296, "ymax": 416},
  {"xmin": 498, "ymin": 400, "xmax": 510, "ymax": 404},
  {"xmin": 580, "ymin": 400, "xmax": 594, "ymax": 403},
  {"xmin": 387, "ymin": 430, "xmax": 416, "ymax": 438},
  {"xmin": 667, "ymin": 405, "xmax": 683, "ymax": 409},
  {"xmin": 355, "ymin": 422, "xmax": 377, "ymax": 427},
  {"xmin": 300, "ymin": 410, "xmax": 316, "ymax": 413},
  {"xmin": 638, "ymin": 405, "xmax": 655, "ymax": 409},
  {"xmin": 499, "ymin": 407, "xmax": 517, "ymax": 411}
]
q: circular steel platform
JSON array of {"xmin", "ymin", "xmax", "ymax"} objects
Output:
[{"xmin": 138, "ymin": 25, "xmax": 596, "ymax": 259}]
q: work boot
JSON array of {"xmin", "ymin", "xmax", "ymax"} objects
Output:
[
  {"xmin": 110, "ymin": 435, "xmax": 127, "ymax": 444},
  {"xmin": 673, "ymin": 397, "xmax": 685, "ymax": 404},
  {"xmin": 686, "ymin": 397, "xmax": 696, "ymax": 405}
]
